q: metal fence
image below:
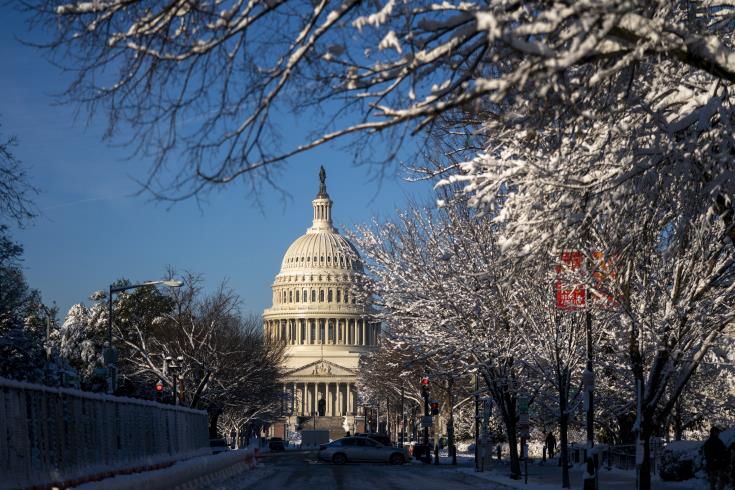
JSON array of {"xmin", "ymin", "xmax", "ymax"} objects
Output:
[
  {"xmin": 600, "ymin": 440, "xmax": 665, "ymax": 474},
  {"xmin": 0, "ymin": 377, "xmax": 209, "ymax": 489}
]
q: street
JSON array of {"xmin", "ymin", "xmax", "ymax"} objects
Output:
[{"xmin": 209, "ymin": 451, "xmax": 510, "ymax": 490}]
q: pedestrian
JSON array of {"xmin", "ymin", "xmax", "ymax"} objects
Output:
[
  {"xmin": 703, "ymin": 426, "xmax": 727, "ymax": 490},
  {"xmin": 546, "ymin": 432, "xmax": 557, "ymax": 459}
]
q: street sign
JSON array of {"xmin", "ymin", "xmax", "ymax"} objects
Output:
[
  {"xmin": 421, "ymin": 415, "xmax": 433, "ymax": 427},
  {"xmin": 518, "ymin": 395, "xmax": 529, "ymax": 414},
  {"xmin": 518, "ymin": 395, "xmax": 530, "ymax": 437}
]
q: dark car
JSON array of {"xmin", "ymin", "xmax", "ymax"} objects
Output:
[
  {"xmin": 269, "ymin": 437, "xmax": 286, "ymax": 451},
  {"xmin": 355, "ymin": 433, "xmax": 392, "ymax": 447}
]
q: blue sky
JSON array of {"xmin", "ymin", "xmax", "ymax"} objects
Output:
[{"xmin": 0, "ymin": 5, "xmax": 433, "ymax": 318}]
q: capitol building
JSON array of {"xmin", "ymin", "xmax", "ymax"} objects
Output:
[{"xmin": 263, "ymin": 168, "xmax": 378, "ymax": 438}]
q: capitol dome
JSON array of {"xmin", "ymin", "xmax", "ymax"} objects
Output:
[{"xmin": 264, "ymin": 167, "xmax": 377, "ymax": 437}]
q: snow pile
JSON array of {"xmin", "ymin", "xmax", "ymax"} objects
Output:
[{"xmin": 73, "ymin": 449, "xmax": 258, "ymax": 490}]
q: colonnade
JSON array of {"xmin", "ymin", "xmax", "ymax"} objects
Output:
[
  {"xmin": 265, "ymin": 318, "xmax": 377, "ymax": 346},
  {"xmin": 283, "ymin": 381, "xmax": 357, "ymax": 416}
]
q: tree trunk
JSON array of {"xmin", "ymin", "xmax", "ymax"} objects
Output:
[
  {"xmin": 639, "ymin": 423, "xmax": 653, "ymax": 490},
  {"xmin": 674, "ymin": 401, "xmax": 683, "ymax": 441},
  {"xmin": 507, "ymin": 418, "xmax": 521, "ymax": 479},
  {"xmin": 560, "ymin": 408, "xmax": 570, "ymax": 487}
]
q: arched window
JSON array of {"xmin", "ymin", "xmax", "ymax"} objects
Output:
[
  {"xmin": 327, "ymin": 289, "xmax": 333, "ymax": 302},
  {"xmin": 311, "ymin": 289, "xmax": 316, "ymax": 302},
  {"xmin": 295, "ymin": 290, "xmax": 300, "ymax": 302},
  {"xmin": 289, "ymin": 290, "xmax": 293, "ymax": 302},
  {"xmin": 319, "ymin": 289, "xmax": 324, "ymax": 302},
  {"xmin": 344, "ymin": 291, "xmax": 349, "ymax": 303},
  {"xmin": 303, "ymin": 289, "xmax": 308, "ymax": 302},
  {"xmin": 336, "ymin": 290, "xmax": 341, "ymax": 303}
]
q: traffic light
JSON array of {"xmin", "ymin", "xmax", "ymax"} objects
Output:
[
  {"xmin": 155, "ymin": 380, "xmax": 164, "ymax": 402},
  {"xmin": 430, "ymin": 401, "xmax": 439, "ymax": 415},
  {"xmin": 421, "ymin": 376, "xmax": 429, "ymax": 397}
]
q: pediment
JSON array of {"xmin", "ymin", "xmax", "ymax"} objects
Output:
[{"xmin": 286, "ymin": 359, "xmax": 357, "ymax": 377}]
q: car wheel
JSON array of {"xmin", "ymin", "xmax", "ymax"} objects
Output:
[
  {"xmin": 332, "ymin": 453, "xmax": 347, "ymax": 465},
  {"xmin": 389, "ymin": 453, "xmax": 405, "ymax": 465}
]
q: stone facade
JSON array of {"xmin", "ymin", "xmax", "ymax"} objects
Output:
[{"xmin": 264, "ymin": 168, "xmax": 377, "ymax": 439}]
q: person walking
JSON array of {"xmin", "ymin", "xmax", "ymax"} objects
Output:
[
  {"xmin": 703, "ymin": 426, "xmax": 727, "ymax": 490},
  {"xmin": 546, "ymin": 432, "xmax": 557, "ymax": 459}
]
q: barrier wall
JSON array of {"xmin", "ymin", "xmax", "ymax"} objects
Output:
[{"xmin": 0, "ymin": 377, "xmax": 209, "ymax": 489}]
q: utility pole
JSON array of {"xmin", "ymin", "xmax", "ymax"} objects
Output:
[
  {"xmin": 400, "ymin": 387, "xmax": 405, "ymax": 447},
  {"xmin": 584, "ymin": 309, "xmax": 597, "ymax": 490},
  {"xmin": 448, "ymin": 377, "xmax": 456, "ymax": 465},
  {"xmin": 474, "ymin": 373, "xmax": 480, "ymax": 472}
]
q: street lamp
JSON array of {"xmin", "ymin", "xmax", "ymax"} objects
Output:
[{"xmin": 106, "ymin": 279, "xmax": 183, "ymax": 394}]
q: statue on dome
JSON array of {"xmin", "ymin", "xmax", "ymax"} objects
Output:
[{"xmin": 317, "ymin": 165, "xmax": 328, "ymax": 198}]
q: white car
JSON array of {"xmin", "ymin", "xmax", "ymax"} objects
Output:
[{"xmin": 318, "ymin": 437, "xmax": 409, "ymax": 465}]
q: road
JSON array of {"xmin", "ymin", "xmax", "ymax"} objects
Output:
[{"xmin": 208, "ymin": 450, "xmax": 509, "ymax": 490}]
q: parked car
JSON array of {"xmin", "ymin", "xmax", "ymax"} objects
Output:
[
  {"xmin": 354, "ymin": 432, "xmax": 393, "ymax": 447},
  {"xmin": 209, "ymin": 438, "xmax": 230, "ymax": 455},
  {"xmin": 319, "ymin": 437, "xmax": 409, "ymax": 465},
  {"xmin": 269, "ymin": 437, "xmax": 286, "ymax": 451}
]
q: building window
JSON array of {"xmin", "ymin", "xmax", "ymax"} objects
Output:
[
  {"xmin": 295, "ymin": 290, "xmax": 300, "ymax": 302},
  {"xmin": 327, "ymin": 289, "xmax": 333, "ymax": 302},
  {"xmin": 311, "ymin": 289, "xmax": 316, "ymax": 302},
  {"xmin": 303, "ymin": 289, "xmax": 308, "ymax": 302},
  {"xmin": 289, "ymin": 290, "xmax": 293, "ymax": 303},
  {"xmin": 319, "ymin": 289, "xmax": 324, "ymax": 302},
  {"xmin": 336, "ymin": 290, "xmax": 341, "ymax": 303}
]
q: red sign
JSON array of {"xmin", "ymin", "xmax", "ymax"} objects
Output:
[
  {"xmin": 555, "ymin": 250, "xmax": 617, "ymax": 309},
  {"xmin": 555, "ymin": 251, "xmax": 586, "ymax": 309}
]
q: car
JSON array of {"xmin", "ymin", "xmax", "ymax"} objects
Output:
[
  {"xmin": 268, "ymin": 437, "xmax": 286, "ymax": 451},
  {"xmin": 354, "ymin": 433, "xmax": 393, "ymax": 447},
  {"xmin": 209, "ymin": 438, "xmax": 230, "ymax": 455},
  {"xmin": 318, "ymin": 437, "xmax": 409, "ymax": 465}
]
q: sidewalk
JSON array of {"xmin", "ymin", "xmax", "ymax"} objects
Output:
[{"xmin": 438, "ymin": 455, "xmax": 704, "ymax": 490}]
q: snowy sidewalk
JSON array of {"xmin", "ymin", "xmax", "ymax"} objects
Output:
[{"xmin": 452, "ymin": 459, "xmax": 703, "ymax": 490}]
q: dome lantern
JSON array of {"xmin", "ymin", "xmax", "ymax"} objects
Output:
[{"xmin": 310, "ymin": 165, "xmax": 334, "ymax": 233}]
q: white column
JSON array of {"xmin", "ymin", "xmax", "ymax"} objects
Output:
[
  {"xmin": 292, "ymin": 383, "xmax": 296, "ymax": 414},
  {"xmin": 312, "ymin": 383, "xmax": 317, "ymax": 415},
  {"xmin": 348, "ymin": 383, "xmax": 353, "ymax": 414},
  {"xmin": 331, "ymin": 383, "xmax": 336, "ymax": 416}
]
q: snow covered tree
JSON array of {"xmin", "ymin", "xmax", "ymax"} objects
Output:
[
  {"xmin": 0, "ymin": 226, "xmax": 51, "ymax": 382},
  {"xmin": 29, "ymin": 1, "xmax": 735, "ymax": 203},
  {"xmin": 111, "ymin": 272, "xmax": 285, "ymax": 436},
  {"xmin": 351, "ymin": 201, "xmax": 534, "ymax": 478},
  {"xmin": 514, "ymin": 282, "xmax": 591, "ymax": 488}
]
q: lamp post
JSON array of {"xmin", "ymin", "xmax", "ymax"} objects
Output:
[{"xmin": 106, "ymin": 279, "xmax": 183, "ymax": 394}]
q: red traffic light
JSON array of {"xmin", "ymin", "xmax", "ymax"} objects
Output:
[
  {"xmin": 155, "ymin": 381, "xmax": 164, "ymax": 392},
  {"xmin": 421, "ymin": 376, "xmax": 429, "ymax": 386}
]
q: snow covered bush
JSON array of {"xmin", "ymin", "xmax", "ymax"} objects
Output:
[{"xmin": 660, "ymin": 441, "xmax": 700, "ymax": 482}]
